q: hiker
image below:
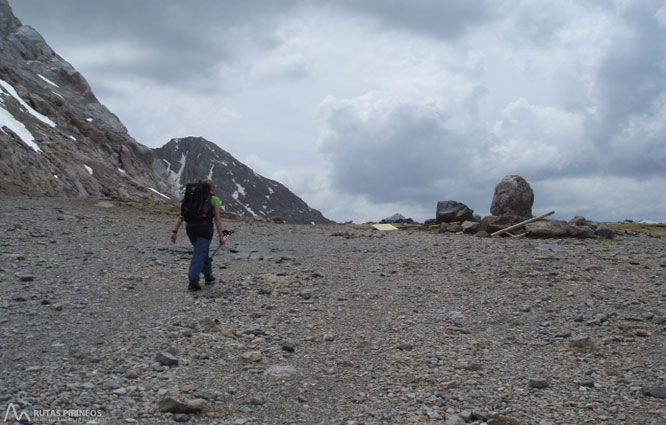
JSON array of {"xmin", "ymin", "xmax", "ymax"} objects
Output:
[{"xmin": 170, "ymin": 179, "xmax": 226, "ymax": 291}]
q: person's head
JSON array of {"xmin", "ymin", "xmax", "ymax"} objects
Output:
[{"xmin": 202, "ymin": 179, "xmax": 216, "ymax": 192}]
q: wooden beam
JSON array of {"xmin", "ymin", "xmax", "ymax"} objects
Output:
[{"xmin": 490, "ymin": 211, "xmax": 555, "ymax": 237}]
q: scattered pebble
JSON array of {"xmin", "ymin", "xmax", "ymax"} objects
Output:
[{"xmin": 1, "ymin": 197, "xmax": 663, "ymax": 424}]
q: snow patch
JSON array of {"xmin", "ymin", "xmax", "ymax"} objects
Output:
[
  {"xmin": 0, "ymin": 78, "xmax": 56, "ymax": 127},
  {"xmin": 118, "ymin": 168, "xmax": 127, "ymax": 174},
  {"xmin": 38, "ymin": 74, "xmax": 60, "ymax": 88},
  {"xmin": 168, "ymin": 152, "xmax": 187, "ymax": 192},
  {"xmin": 231, "ymin": 186, "xmax": 258, "ymax": 217},
  {"xmin": 69, "ymin": 135, "xmax": 77, "ymax": 141},
  {"xmin": 0, "ymin": 104, "xmax": 42, "ymax": 152},
  {"xmin": 242, "ymin": 203, "xmax": 258, "ymax": 217},
  {"xmin": 149, "ymin": 187, "xmax": 171, "ymax": 199},
  {"xmin": 233, "ymin": 180, "xmax": 247, "ymax": 196},
  {"xmin": 84, "ymin": 165, "xmax": 93, "ymax": 175},
  {"xmin": 86, "ymin": 118, "xmax": 93, "ymax": 122}
]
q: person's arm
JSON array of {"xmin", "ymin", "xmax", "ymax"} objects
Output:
[
  {"xmin": 214, "ymin": 206, "xmax": 225, "ymax": 244},
  {"xmin": 171, "ymin": 216, "xmax": 183, "ymax": 243}
]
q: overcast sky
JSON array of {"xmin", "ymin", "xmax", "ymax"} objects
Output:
[{"xmin": 10, "ymin": 0, "xmax": 666, "ymax": 223}]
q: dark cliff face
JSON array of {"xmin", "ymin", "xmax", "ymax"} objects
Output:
[
  {"xmin": 153, "ymin": 137, "xmax": 334, "ymax": 224},
  {"xmin": 0, "ymin": 0, "xmax": 165, "ymax": 199}
]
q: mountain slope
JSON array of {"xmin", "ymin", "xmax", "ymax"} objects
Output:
[
  {"xmin": 0, "ymin": 0, "xmax": 167, "ymax": 199},
  {"xmin": 153, "ymin": 137, "xmax": 333, "ymax": 224},
  {"xmin": 1, "ymin": 0, "xmax": 331, "ymax": 224}
]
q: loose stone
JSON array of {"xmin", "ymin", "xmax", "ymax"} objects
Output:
[
  {"xmin": 156, "ymin": 351, "xmax": 179, "ymax": 367},
  {"xmin": 241, "ymin": 351, "xmax": 262, "ymax": 363}
]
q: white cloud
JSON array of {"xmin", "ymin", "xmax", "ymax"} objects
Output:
[
  {"xmin": 534, "ymin": 176, "xmax": 666, "ymax": 222},
  {"xmin": 93, "ymin": 78, "xmax": 240, "ymax": 148},
  {"xmin": 490, "ymin": 98, "xmax": 591, "ymax": 175}
]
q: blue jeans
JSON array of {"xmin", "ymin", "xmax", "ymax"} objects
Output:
[{"xmin": 188, "ymin": 237, "xmax": 212, "ymax": 281}]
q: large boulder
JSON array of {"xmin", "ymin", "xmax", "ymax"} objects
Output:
[
  {"xmin": 525, "ymin": 220, "xmax": 568, "ymax": 238},
  {"xmin": 436, "ymin": 200, "xmax": 474, "ymax": 224},
  {"xmin": 480, "ymin": 215, "xmax": 512, "ymax": 234},
  {"xmin": 461, "ymin": 221, "xmax": 480, "ymax": 234},
  {"xmin": 566, "ymin": 216, "xmax": 599, "ymax": 238},
  {"xmin": 567, "ymin": 224, "xmax": 597, "ymax": 239},
  {"xmin": 439, "ymin": 223, "xmax": 463, "ymax": 233},
  {"xmin": 490, "ymin": 175, "xmax": 534, "ymax": 222}
]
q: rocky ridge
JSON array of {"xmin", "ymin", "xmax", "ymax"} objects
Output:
[
  {"xmin": 153, "ymin": 137, "xmax": 332, "ymax": 225},
  {"xmin": 0, "ymin": 0, "xmax": 166, "ymax": 200},
  {"xmin": 1, "ymin": 196, "xmax": 664, "ymax": 424}
]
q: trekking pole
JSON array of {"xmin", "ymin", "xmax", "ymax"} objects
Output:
[{"xmin": 210, "ymin": 230, "xmax": 233, "ymax": 258}]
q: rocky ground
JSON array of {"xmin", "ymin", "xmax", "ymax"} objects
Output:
[{"xmin": 1, "ymin": 196, "xmax": 665, "ymax": 425}]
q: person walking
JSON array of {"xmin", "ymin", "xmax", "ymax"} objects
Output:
[{"xmin": 170, "ymin": 179, "xmax": 226, "ymax": 291}]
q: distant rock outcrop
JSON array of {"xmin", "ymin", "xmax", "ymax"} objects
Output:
[
  {"xmin": 383, "ymin": 213, "xmax": 406, "ymax": 222},
  {"xmin": 0, "ymin": 0, "xmax": 166, "ymax": 199},
  {"xmin": 380, "ymin": 213, "xmax": 414, "ymax": 224},
  {"xmin": 153, "ymin": 137, "xmax": 333, "ymax": 224},
  {"xmin": 490, "ymin": 175, "xmax": 534, "ymax": 222}
]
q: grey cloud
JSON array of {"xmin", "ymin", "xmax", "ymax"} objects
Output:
[
  {"xmin": 10, "ymin": 0, "xmax": 303, "ymax": 87},
  {"xmin": 332, "ymin": 0, "xmax": 497, "ymax": 41},
  {"xmin": 10, "ymin": 0, "xmax": 498, "ymax": 90},
  {"xmin": 589, "ymin": 1, "xmax": 666, "ymax": 175},
  {"xmin": 319, "ymin": 99, "xmax": 486, "ymax": 206}
]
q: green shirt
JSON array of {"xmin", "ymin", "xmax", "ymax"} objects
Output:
[{"xmin": 211, "ymin": 195, "xmax": 221, "ymax": 208}]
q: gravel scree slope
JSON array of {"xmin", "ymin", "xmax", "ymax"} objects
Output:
[{"xmin": 1, "ymin": 196, "xmax": 665, "ymax": 425}]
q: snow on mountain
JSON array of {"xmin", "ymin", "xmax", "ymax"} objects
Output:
[
  {"xmin": 0, "ymin": 78, "xmax": 55, "ymax": 127},
  {"xmin": 153, "ymin": 137, "xmax": 333, "ymax": 224}
]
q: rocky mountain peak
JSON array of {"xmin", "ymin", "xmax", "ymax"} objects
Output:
[
  {"xmin": 153, "ymin": 136, "xmax": 333, "ymax": 224},
  {"xmin": 0, "ymin": 0, "xmax": 20, "ymax": 38}
]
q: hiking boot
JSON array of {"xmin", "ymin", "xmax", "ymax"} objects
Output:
[
  {"xmin": 188, "ymin": 280, "xmax": 202, "ymax": 291},
  {"xmin": 204, "ymin": 274, "xmax": 216, "ymax": 284}
]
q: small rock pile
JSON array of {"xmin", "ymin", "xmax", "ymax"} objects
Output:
[{"xmin": 432, "ymin": 175, "xmax": 624, "ymax": 239}]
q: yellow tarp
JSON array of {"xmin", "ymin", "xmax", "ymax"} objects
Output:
[{"xmin": 372, "ymin": 223, "xmax": 399, "ymax": 231}]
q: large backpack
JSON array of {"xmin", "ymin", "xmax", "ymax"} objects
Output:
[{"xmin": 181, "ymin": 181, "xmax": 213, "ymax": 223}]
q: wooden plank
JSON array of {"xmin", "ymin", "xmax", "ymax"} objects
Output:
[{"xmin": 490, "ymin": 211, "xmax": 555, "ymax": 237}]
